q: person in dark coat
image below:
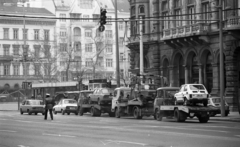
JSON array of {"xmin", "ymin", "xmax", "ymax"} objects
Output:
[{"xmin": 44, "ymin": 93, "xmax": 55, "ymax": 120}]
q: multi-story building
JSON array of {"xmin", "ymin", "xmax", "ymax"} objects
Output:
[
  {"xmin": 27, "ymin": 0, "xmax": 131, "ymax": 86},
  {"xmin": 128, "ymin": 0, "xmax": 240, "ymax": 111},
  {"xmin": 0, "ymin": 3, "xmax": 56, "ymax": 96}
]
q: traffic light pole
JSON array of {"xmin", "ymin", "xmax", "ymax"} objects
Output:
[{"xmin": 23, "ymin": 3, "xmax": 28, "ymax": 99}]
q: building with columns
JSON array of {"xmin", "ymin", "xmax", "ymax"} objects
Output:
[
  {"xmin": 128, "ymin": 0, "xmax": 240, "ymax": 111},
  {"xmin": 0, "ymin": 4, "xmax": 56, "ymax": 96}
]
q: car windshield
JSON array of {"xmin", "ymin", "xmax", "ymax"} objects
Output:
[
  {"xmin": 30, "ymin": 101, "xmax": 44, "ymax": 105},
  {"xmin": 189, "ymin": 85, "xmax": 205, "ymax": 90},
  {"xmin": 64, "ymin": 100, "xmax": 77, "ymax": 104},
  {"xmin": 67, "ymin": 93, "xmax": 78, "ymax": 99},
  {"xmin": 138, "ymin": 91, "xmax": 156, "ymax": 98},
  {"xmin": 102, "ymin": 89, "xmax": 113, "ymax": 94}
]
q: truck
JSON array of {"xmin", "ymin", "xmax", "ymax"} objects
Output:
[
  {"xmin": 78, "ymin": 88, "xmax": 115, "ymax": 117},
  {"xmin": 154, "ymin": 87, "xmax": 220, "ymax": 123},
  {"xmin": 111, "ymin": 87, "xmax": 156, "ymax": 119}
]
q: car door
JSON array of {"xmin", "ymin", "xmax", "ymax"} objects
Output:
[
  {"xmin": 56, "ymin": 100, "xmax": 62, "ymax": 112},
  {"xmin": 175, "ymin": 85, "xmax": 184, "ymax": 100}
]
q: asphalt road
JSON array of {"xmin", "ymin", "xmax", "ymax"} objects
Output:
[{"xmin": 0, "ymin": 111, "xmax": 240, "ymax": 147}]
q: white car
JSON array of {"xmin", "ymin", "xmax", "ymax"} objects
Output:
[
  {"xmin": 53, "ymin": 99, "xmax": 78, "ymax": 115},
  {"xmin": 174, "ymin": 84, "xmax": 209, "ymax": 106}
]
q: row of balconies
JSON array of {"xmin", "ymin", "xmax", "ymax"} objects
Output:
[{"xmin": 161, "ymin": 17, "xmax": 240, "ymax": 40}]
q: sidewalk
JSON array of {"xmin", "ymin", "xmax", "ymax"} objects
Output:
[{"xmin": 209, "ymin": 112, "xmax": 240, "ymax": 122}]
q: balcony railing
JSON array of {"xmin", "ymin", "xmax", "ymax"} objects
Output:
[
  {"xmin": 0, "ymin": 55, "xmax": 13, "ymax": 61},
  {"xmin": 225, "ymin": 16, "xmax": 240, "ymax": 30},
  {"xmin": 162, "ymin": 23, "xmax": 209, "ymax": 40}
]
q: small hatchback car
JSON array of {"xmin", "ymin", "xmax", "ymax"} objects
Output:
[
  {"xmin": 174, "ymin": 84, "xmax": 209, "ymax": 106},
  {"xmin": 208, "ymin": 97, "xmax": 230, "ymax": 116},
  {"xmin": 20, "ymin": 99, "xmax": 45, "ymax": 115}
]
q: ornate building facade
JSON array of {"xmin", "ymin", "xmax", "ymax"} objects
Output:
[{"xmin": 128, "ymin": 0, "xmax": 240, "ymax": 111}]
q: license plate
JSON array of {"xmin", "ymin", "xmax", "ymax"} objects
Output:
[{"xmin": 197, "ymin": 95, "xmax": 202, "ymax": 97}]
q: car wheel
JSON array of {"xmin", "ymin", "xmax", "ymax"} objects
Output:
[
  {"xmin": 174, "ymin": 108, "xmax": 186, "ymax": 122},
  {"xmin": 153, "ymin": 109, "xmax": 158, "ymax": 120},
  {"xmin": 42, "ymin": 113, "xmax": 44, "ymax": 115},
  {"xmin": 62, "ymin": 110, "xmax": 65, "ymax": 115},
  {"xmin": 203, "ymin": 100, "xmax": 208, "ymax": 107},
  {"xmin": 35, "ymin": 113, "xmax": 37, "ymax": 115},
  {"xmin": 90, "ymin": 107, "xmax": 96, "ymax": 117},
  {"xmin": 67, "ymin": 113, "xmax": 70, "ymax": 115},
  {"xmin": 20, "ymin": 109, "xmax": 23, "ymax": 115},
  {"xmin": 225, "ymin": 111, "xmax": 229, "ymax": 117},
  {"xmin": 157, "ymin": 110, "xmax": 163, "ymax": 121},
  {"xmin": 133, "ymin": 107, "xmax": 142, "ymax": 119},
  {"xmin": 53, "ymin": 109, "xmax": 57, "ymax": 115}
]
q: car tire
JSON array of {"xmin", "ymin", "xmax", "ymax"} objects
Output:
[
  {"xmin": 90, "ymin": 107, "xmax": 96, "ymax": 117},
  {"xmin": 53, "ymin": 109, "xmax": 57, "ymax": 115},
  {"xmin": 109, "ymin": 112, "xmax": 115, "ymax": 117},
  {"xmin": 198, "ymin": 115, "xmax": 209, "ymax": 123},
  {"xmin": 35, "ymin": 113, "xmax": 37, "ymax": 115},
  {"xmin": 225, "ymin": 111, "xmax": 229, "ymax": 117},
  {"xmin": 62, "ymin": 110, "xmax": 65, "ymax": 115},
  {"xmin": 174, "ymin": 108, "xmax": 186, "ymax": 122},
  {"xmin": 153, "ymin": 109, "xmax": 158, "ymax": 120},
  {"xmin": 203, "ymin": 100, "xmax": 208, "ymax": 107},
  {"xmin": 42, "ymin": 113, "xmax": 44, "ymax": 115},
  {"xmin": 20, "ymin": 109, "xmax": 23, "ymax": 115},
  {"xmin": 67, "ymin": 113, "xmax": 70, "ymax": 115},
  {"xmin": 156, "ymin": 110, "xmax": 163, "ymax": 121}
]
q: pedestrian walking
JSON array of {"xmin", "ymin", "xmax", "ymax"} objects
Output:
[{"xmin": 44, "ymin": 93, "xmax": 55, "ymax": 120}]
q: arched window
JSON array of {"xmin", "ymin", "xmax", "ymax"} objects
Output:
[
  {"xmin": 131, "ymin": 6, "xmax": 136, "ymax": 16},
  {"xmin": 139, "ymin": 5, "xmax": 145, "ymax": 14},
  {"xmin": 74, "ymin": 27, "xmax": 81, "ymax": 36}
]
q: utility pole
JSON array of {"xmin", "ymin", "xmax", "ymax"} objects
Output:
[
  {"xmin": 115, "ymin": 0, "xmax": 120, "ymax": 87},
  {"xmin": 139, "ymin": 17, "xmax": 144, "ymax": 84},
  {"xmin": 22, "ymin": 1, "xmax": 27, "ymax": 99},
  {"xmin": 219, "ymin": 0, "xmax": 225, "ymax": 117}
]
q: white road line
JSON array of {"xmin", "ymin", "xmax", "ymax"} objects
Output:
[
  {"xmin": 0, "ymin": 119, "xmax": 7, "ymax": 120},
  {"xmin": 0, "ymin": 130, "xmax": 17, "ymax": 133},
  {"xmin": 101, "ymin": 140, "xmax": 147, "ymax": 146},
  {"xmin": 235, "ymin": 135, "xmax": 240, "ymax": 137},
  {"xmin": 42, "ymin": 133, "xmax": 76, "ymax": 138},
  {"xmin": 15, "ymin": 120, "xmax": 32, "ymax": 123}
]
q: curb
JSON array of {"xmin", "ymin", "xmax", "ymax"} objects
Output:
[{"xmin": 209, "ymin": 118, "xmax": 240, "ymax": 122}]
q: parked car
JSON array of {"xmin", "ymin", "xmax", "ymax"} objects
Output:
[
  {"xmin": 174, "ymin": 84, "xmax": 209, "ymax": 106},
  {"xmin": 88, "ymin": 88, "xmax": 114, "ymax": 104},
  {"xmin": 20, "ymin": 99, "xmax": 45, "ymax": 115},
  {"xmin": 53, "ymin": 99, "xmax": 78, "ymax": 115},
  {"xmin": 208, "ymin": 97, "xmax": 230, "ymax": 116}
]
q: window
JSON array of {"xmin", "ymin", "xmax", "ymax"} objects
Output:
[
  {"xmin": 35, "ymin": 64, "xmax": 40, "ymax": 75},
  {"xmin": 13, "ymin": 65, "xmax": 19, "ymax": 75},
  {"xmin": 202, "ymin": 2, "xmax": 210, "ymax": 23},
  {"xmin": 188, "ymin": 0, "xmax": 195, "ymax": 4},
  {"xmin": 35, "ymin": 48, "xmax": 40, "ymax": 58},
  {"xmin": 139, "ymin": 5, "xmax": 145, "ymax": 13},
  {"xmin": 162, "ymin": 1, "xmax": 169, "ymax": 11},
  {"xmin": 131, "ymin": 16, "xmax": 137, "ymax": 35},
  {"xmin": 131, "ymin": 6, "xmax": 136, "ymax": 16},
  {"xmin": 119, "ymin": 37, "xmax": 124, "ymax": 46},
  {"xmin": 119, "ymin": 22, "xmax": 123, "ymax": 30},
  {"xmin": 3, "ymin": 47, "xmax": 9, "ymax": 55},
  {"xmin": 85, "ymin": 44, "xmax": 92, "ymax": 52},
  {"xmin": 93, "ymin": 14, "xmax": 100, "ymax": 22},
  {"xmin": 44, "ymin": 63, "xmax": 50, "ymax": 76},
  {"xmin": 4, "ymin": 65, "xmax": 10, "ymax": 75},
  {"xmin": 60, "ymin": 31, "xmax": 67, "ymax": 37},
  {"xmin": 60, "ymin": 43, "xmax": 67, "ymax": 52},
  {"xmin": 120, "ymin": 53, "xmax": 124, "ymax": 62},
  {"xmin": 106, "ymin": 59, "xmax": 113, "ymax": 67},
  {"xmin": 188, "ymin": 6, "xmax": 195, "ymax": 25},
  {"xmin": 34, "ymin": 30, "xmax": 39, "ymax": 40},
  {"xmin": 13, "ymin": 29, "xmax": 18, "ymax": 39},
  {"xmin": 175, "ymin": 0, "xmax": 181, "ymax": 7},
  {"xmin": 106, "ymin": 44, "xmax": 112, "ymax": 53},
  {"xmin": 23, "ymin": 64, "xmax": 29, "ymax": 76},
  {"xmin": 162, "ymin": 12, "xmax": 170, "ymax": 29},
  {"xmin": 105, "ymin": 30, "xmax": 112, "ymax": 38},
  {"xmin": 60, "ymin": 13, "xmax": 66, "ymax": 22},
  {"xmin": 85, "ymin": 29, "xmax": 92, "ymax": 37},
  {"xmin": 175, "ymin": 9, "xmax": 182, "ymax": 27},
  {"xmin": 85, "ymin": 58, "xmax": 92, "ymax": 67},
  {"xmin": 79, "ymin": 0, "xmax": 93, "ymax": 9},
  {"xmin": 73, "ymin": 27, "xmax": 81, "ymax": 36},
  {"xmin": 13, "ymin": 47, "xmax": 19, "ymax": 55},
  {"xmin": 3, "ymin": 28, "xmax": 9, "ymax": 39},
  {"xmin": 23, "ymin": 29, "xmax": 28, "ymax": 40},
  {"xmin": 75, "ymin": 43, "xmax": 81, "ymax": 51},
  {"xmin": 83, "ymin": 15, "xmax": 89, "ymax": 22},
  {"xmin": 44, "ymin": 30, "xmax": 49, "ymax": 41},
  {"xmin": 97, "ymin": 57, "xmax": 103, "ymax": 67}
]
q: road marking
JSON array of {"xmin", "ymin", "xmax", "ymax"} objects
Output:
[
  {"xmin": 235, "ymin": 135, "xmax": 240, "ymax": 137},
  {"xmin": 0, "ymin": 119, "xmax": 7, "ymax": 120},
  {"xmin": 15, "ymin": 120, "xmax": 32, "ymax": 123},
  {"xmin": 42, "ymin": 133, "xmax": 76, "ymax": 138},
  {"xmin": 0, "ymin": 130, "xmax": 17, "ymax": 133},
  {"xmin": 18, "ymin": 145, "xmax": 30, "ymax": 147},
  {"xmin": 101, "ymin": 140, "xmax": 147, "ymax": 146}
]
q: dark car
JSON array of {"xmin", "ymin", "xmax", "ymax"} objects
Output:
[{"xmin": 208, "ymin": 97, "xmax": 230, "ymax": 116}]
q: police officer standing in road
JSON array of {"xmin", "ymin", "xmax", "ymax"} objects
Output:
[{"xmin": 44, "ymin": 93, "xmax": 55, "ymax": 120}]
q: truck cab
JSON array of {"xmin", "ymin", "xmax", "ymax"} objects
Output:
[{"xmin": 112, "ymin": 87, "xmax": 131, "ymax": 112}]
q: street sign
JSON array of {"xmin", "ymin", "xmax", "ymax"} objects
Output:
[{"xmin": 99, "ymin": 25, "xmax": 105, "ymax": 32}]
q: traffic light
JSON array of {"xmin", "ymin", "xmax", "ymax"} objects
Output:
[{"xmin": 100, "ymin": 8, "xmax": 107, "ymax": 26}]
